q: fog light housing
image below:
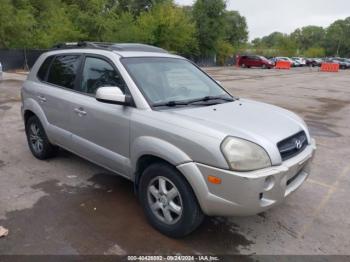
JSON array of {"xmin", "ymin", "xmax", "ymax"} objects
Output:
[{"xmin": 264, "ymin": 175, "xmax": 275, "ymax": 191}]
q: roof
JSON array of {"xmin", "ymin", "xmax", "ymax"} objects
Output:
[{"xmin": 47, "ymin": 42, "xmax": 184, "ymax": 59}]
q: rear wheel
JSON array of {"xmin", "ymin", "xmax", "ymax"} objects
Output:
[
  {"xmin": 25, "ymin": 115, "xmax": 58, "ymax": 159},
  {"xmin": 262, "ymin": 64, "xmax": 267, "ymax": 69},
  {"xmin": 139, "ymin": 162, "xmax": 204, "ymax": 238},
  {"xmin": 241, "ymin": 63, "xmax": 246, "ymax": 68}
]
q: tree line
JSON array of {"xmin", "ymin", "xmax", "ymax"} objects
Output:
[
  {"xmin": 251, "ymin": 17, "xmax": 350, "ymax": 58},
  {"xmin": 0, "ymin": 0, "xmax": 248, "ymax": 64},
  {"xmin": 1, "ymin": 0, "xmax": 349, "ymax": 62}
]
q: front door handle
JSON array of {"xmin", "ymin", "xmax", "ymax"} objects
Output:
[
  {"xmin": 74, "ymin": 107, "xmax": 87, "ymax": 116},
  {"xmin": 37, "ymin": 95, "xmax": 46, "ymax": 102}
]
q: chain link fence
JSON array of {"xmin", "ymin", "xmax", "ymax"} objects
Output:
[{"xmin": 0, "ymin": 49, "xmax": 47, "ymax": 71}]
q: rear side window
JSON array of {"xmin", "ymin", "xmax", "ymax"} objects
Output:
[
  {"xmin": 47, "ymin": 55, "xmax": 81, "ymax": 89},
  {"xmin": 37, "ymin": 56, "xmax": 54, "ymax": 81}
]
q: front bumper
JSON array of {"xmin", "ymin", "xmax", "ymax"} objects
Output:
[{"xmin": 177, "ymin": 139, "xmax": 316, "ymax": 216}]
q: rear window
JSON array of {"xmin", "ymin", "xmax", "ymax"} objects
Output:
[
  {"xmin": 37, "ymin": 56, "xmax": 54, "ymax": 81},
  {"xmin": 47, "ymin": 55, "xmax": 81, "ymax": 89}
]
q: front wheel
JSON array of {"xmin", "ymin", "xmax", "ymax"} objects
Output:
[{"xmin": 139, "ymin": 163, "xmax": 204, "ymax": 238}]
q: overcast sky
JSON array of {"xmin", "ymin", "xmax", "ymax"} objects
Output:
[{"xmin": 175, "ymin": 0, "xmax": 350, "ymax": 41}]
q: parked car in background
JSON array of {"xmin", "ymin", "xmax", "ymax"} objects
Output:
[
  {"xmin": 0, "ymin": 61, "xmax": 3, "ymax": 80},
  {"xmin": 306, "ymin": 58, "xmax": 322, "ymax": 67},
  {"xmin": 345, "ymin": 58, "xmax": 350, "ymax": 67},
  {"xmin": 292, "ymin": 57, "xmax": 306, "ymax": 67},
  {"xmin": 21, "ymin": 42, "xmax": 316, "ymax": 237},
  {"xmin": 326, "ymin": 58, "xmax": 350, "ymax": 69},
  {"xmin": 239, "ymin": 55, "xmax": 274, "ymax": 69},
  {"xmin": 275, "ymin": 57, "xmax": 296, "ymax": 67},
  {"xmin": 290, "ymin": 58, "xmax": 301, "ymax": 67},
  {"xmin": 334, "ymin": 58, "xmax": 350, "ymax": 69}
]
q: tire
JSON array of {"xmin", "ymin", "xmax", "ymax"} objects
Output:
[
  {"xmin": 139, "ymin": 162, "xmax": 204, "ymax": 238},
  {"xmin": 262, "ymin": 64, "xmax": 267, "ymax": 69},
  {"xmin": 241, "ymin": 63, "xmax": 246, "ymax": 68},
  {"xmin": 25, "ymin": 115, "xmax": 58, "ymax": 160}
]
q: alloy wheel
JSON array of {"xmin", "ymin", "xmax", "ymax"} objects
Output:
[
  {"xmin": 147, "ymin": 176, "xmax": 183, "ymax": 225},
  {"xmin": 29, "ymin": 123, "xmax": 44, "ymax": 154}
]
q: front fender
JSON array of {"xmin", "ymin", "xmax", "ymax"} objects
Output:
[
  {"xmin": 130, "ymin": 136, "xmax": 192, "ymax": 175},
  {"xmin": 131, "ymin": 137, "xmax": 209, "ymax": 209}
]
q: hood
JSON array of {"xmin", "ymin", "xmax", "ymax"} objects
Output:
[{"xmin": 164, "ymin": 99, "xmax": 309, "ymax": 163}]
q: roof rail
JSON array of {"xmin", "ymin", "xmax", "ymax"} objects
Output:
[
  {"xmin": 51, "ymin": 42, "xmax": 92, "ymax": 49},
  {"xmin": 51, "ymin": 42, "xmax": 168, "ymax": 53}
]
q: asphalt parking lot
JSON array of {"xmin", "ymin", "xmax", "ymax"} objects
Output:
[{"xmin": 0, "ymin": 67, "xmax": 349, "ymax": 255}]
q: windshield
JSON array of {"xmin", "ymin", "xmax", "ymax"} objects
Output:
[{"xmin": 121, "ymin": 57, "xmax": 232, "ymax": 106}]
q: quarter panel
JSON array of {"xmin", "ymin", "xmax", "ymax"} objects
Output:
[{"xmin": 22, "ymin": 97, "xmax": 49, "ymax": 129}]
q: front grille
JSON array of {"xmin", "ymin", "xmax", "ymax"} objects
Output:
[{"xmin": 277, "ymin": 131, "xmax": 308, "ymax": 161}]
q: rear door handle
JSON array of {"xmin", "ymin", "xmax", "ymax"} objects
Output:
[
  {"xmin": 74, "ymin": 107, "xmax": 87, "ymax": 116},
  {"xmin": 37, "ymin": 95, "xmax": 46, "ymax": 102}
]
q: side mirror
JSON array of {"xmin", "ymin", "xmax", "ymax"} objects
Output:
[{"xmin": 95, "ymin": 86, "xmax": 132, "ymax": 105}]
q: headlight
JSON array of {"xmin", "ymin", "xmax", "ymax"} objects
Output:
[{"xmin": 221, "ymin": 137, "xmax": 271, "ymax": 171}]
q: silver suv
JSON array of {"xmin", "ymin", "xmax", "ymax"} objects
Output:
[{"xmin": 21, "ymin": 42, "xmax": 316, "ymax": 237}]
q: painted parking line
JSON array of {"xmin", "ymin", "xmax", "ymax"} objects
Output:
[
  {"xmin": 306, "ymin": 178, "xmax": 335, "ymax": 189},
  {"xmin": 298, "ymin": 163, "xmax": 350, "ymax": 238}
]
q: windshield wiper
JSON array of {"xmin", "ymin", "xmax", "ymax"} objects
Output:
[
  {"xmin": 153, "ymin": 100, "xmax": 191, "ymax": 107},
  {"xmin": 186, "ymin": 95, "xmax": 234, "ymax": 104},
  {"xmin": 152, "ymin": 95, "xmax": 235, "ymax": 107}
]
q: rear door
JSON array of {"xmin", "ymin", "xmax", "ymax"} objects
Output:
[
  {"xmin": 36, "ymin": 54, "xmax": 82, "ymax": 149},
  {"xmin": 69, "ymin": 55, "xmax": 131, "ymax": 176}
]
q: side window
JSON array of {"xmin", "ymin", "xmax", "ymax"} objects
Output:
[
  {"xmin": 37, "ymin": 56, "xmax": 54, "ymax": 81},
  {"xmin": 79, "ymin": 57, "xmax": 127, "ymax": 94},
  {"xmin": 47, "ymin": 55, "xmax": 81, "ymax": 89}
]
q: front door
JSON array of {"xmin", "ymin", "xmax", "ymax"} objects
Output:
[{"xmin": 70, "ymin": 55, "xmax": 131, "ymax": 176}]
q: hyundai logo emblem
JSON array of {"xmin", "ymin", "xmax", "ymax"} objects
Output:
[{"xmin": 295, "ymin": 139, "xmax": 303, "ymax": 149}]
